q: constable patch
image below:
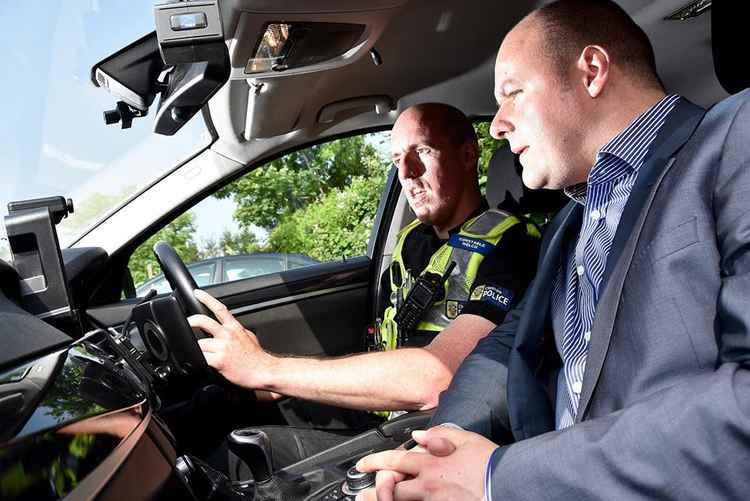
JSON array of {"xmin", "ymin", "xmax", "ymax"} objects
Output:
[
  {"xmin": 473, "ymin": 284, "xmax": 514, "ymax": 311},
  {"xmin": 448, "ymin": 234, "xmax": 494, "ymax": 256},
  {"xmin": 445, "ymin": 300, "xmax": 465, "ymax": 319}
]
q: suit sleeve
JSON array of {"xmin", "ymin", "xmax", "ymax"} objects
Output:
[
  {"xmin": 429, "ymin": 290, "xmax": 529, "ymax": 439},
  {"xmin": 486, "ymin": 90, "xmax": 750, "ymax": 500}
]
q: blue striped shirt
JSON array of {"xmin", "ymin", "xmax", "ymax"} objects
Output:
[
  {"xmin": 484, "ymin": 95, "xmax": 680, "ymax": 501},
  {"xmin": 552, "ymin": 94, "xmax": 680, "ymax": 429}
]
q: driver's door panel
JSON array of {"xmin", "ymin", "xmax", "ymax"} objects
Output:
[
  {"xmin": 88, "ymin": 256, "xmax": 372, "ymax": 358},
  {"xmin": 206, "ymin": 256, "xmax": 371, "ymax": 356}
]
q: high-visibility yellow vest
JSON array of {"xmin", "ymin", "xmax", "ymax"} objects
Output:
[{"xmin": 379, "ymin": 208, "xmax": 540, "ymax": 351}]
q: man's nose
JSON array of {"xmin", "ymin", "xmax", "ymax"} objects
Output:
[
  {"xmin": 397, "ymin": 153, "xmax": 421, "ymax": 180},
  {"xmin": 490, "ymin": 108, "xmax": 513, "ymax": 140}
]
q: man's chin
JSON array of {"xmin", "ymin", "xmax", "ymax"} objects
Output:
[
  {"xmin": 412, "ymin": 208, "xmax": 435, "ymax": 225},
  {"xmin": 521, "ymin": 174, "xmax": 546, "ymax": 190}
]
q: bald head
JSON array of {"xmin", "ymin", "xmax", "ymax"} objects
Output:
[
  {"xmin": 519, "ymin": 0, "xmax": 663, "ymax": 90},
  {"xmin": 395, "ymin": 103, "xmax": 478, "ymax": 151},
  {"xmin": 391, "ymin": 103, "xmax": 481, "ymax": 236}
]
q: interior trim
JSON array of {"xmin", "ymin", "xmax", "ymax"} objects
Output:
[
  {"xmin": 229, "ymin": 281, "xmax": 367, "ymax": 315},
  {"xmin": 66, "ymin": 403, "xmax": 152, "ymax": 501}
]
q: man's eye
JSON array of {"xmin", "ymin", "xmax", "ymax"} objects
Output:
[{"xmin": 417, "ymin": 147, "xmax": 431, "ymax": 155}]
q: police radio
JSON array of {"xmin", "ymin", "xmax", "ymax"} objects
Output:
[{"xmin": 394, "ymin": 261, "xmax": 456, "ymax": 345}]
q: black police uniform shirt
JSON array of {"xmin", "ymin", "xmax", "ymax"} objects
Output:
[{"xmin": 377, "ymin": 198, "xmax": 540, "ymax": 346}]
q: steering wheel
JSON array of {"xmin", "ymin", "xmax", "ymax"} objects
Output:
[{"xmin": 152, "ymin": 241, "xmax": 216, "ymax": 331}]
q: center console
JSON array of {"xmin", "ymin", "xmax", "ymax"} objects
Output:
[{"xmin": 173, "ymin": 411, "xmax": 431, "ymax": 501}]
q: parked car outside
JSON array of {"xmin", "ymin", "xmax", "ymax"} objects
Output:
[{"xmin": 135, "ymin": 253, "xmax": 319, "ymax": 296}]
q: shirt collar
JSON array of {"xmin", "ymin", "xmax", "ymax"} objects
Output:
[{"xmin": 564, "ymin": 94, "xmax": 680, "ymax": 204}]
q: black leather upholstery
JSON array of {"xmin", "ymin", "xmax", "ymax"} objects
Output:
[{"xmin": 485, "ymin": 147, "xmax": 567, "ymax": 215}]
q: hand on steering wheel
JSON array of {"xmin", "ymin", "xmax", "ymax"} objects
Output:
[
  {"xmin": 152, "ymin": 241, "xmax": 216, "ymax": 328},
  {"xmin": 188, "ymin": 289, "xmax": 275, "ymax": 390}
]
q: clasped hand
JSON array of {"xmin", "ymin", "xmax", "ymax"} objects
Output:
[
  {"xmin": 355, "ymin": 426, "xmax": 497, "ymax": 501},
  {"xmin": 187, "ymin": 289, "xmax": 273, "ymax": 389}
]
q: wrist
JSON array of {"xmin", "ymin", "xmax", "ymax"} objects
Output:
[{"xmin": 242, "ymin": 350, "xmax": 278, "ymax": 390}]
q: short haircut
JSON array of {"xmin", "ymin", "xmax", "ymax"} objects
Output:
[
  {"xmin": 407, "ymin": 102, "xmax": 478, "ymax": 148},
  {"xmin": 530, "ymin": 0, "xmax": 663, "ymax": 89}
]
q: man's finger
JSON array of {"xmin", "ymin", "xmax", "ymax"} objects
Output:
[
  {"xmin": 419, "ymin": 425, "xmax": 473, "ymax": 449},
  {"xmin": 197, "ymin": 337, "xmax": 221, "ymax": 352},
  {"xmin": 194, "ymin": 289, "xmax": 240, "ymax": 326},
  {"xmin": 188, "ymin": 314, "xmax": 227, "ymax": 338},
  {"xmin": 355, "ymin": 487, "xmax": 378, "ymax": 501},
  {"xmin": 356, "ymin": 450, "xmax": 422, "ymax": 476},
  {"xmin": 202, "ymin": 351, "xmax": 220, "ymax": 368},
  {"xmin": 423, "ymin": 436, "xmax": 456, "ymax": 457},
  {"xmin": 392, "ymin": 478, "xmax": 425, "ymax": 501},
  {"xmin": 376, "ymin": 469, "xmax": 405, "ymax": 501}
]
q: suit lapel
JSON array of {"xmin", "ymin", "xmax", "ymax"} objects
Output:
[
  {"xmin": 575, "ymin": 99, "xmax": 707, "ymax": 422},
  {"xmin": 515, "ymin": 201, "xmax": 580, "ymax": 359}
]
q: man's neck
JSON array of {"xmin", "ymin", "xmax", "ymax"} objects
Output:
[
  {"xmin": 576, "ymin": 88, "xmax": 669, "ymax": 185},
  {"xmin": 432, "ymin": 196, "xmax": 483, "ymax": 239}
]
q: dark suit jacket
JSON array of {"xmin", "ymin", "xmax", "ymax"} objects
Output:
[{"xmin": 432, "ymin": 90, "xmax": 750, "ymax": 499}]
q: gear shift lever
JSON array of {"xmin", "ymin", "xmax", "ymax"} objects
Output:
[{"xmin": 228, "ymin": 428, "xmax": 274, "ymax": 483}]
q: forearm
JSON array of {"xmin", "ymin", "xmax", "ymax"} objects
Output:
[
  {"xmin": 257, "ymin": 348, "xmax": 452, "ymax": 411},
  {"xmin": 430, "ymin": 303, "xmax": 521, "ymax": 433}
]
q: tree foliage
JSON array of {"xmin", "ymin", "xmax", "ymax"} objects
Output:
[
  {"xmin": 475, "ymin": 121, "xmax": 508, "ymax": 192},
  {"xmin": 215, "ymin": 135, "xmax": 384, "ymax": 229},
  {"xmin": 268, "ymin": 171, "xmax": 387, "ymax": 260},
  {"xmin": 199, "ymin": 228, "xmax": 261, "ymax": 259},
  {"xmin": 129, "ymin": 213, "xmax": 200, "ymax": 286}
]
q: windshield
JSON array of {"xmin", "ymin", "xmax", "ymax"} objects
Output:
[{"xmin": 0, "ymin": 1, "xmax": 211, "ymax": 261}]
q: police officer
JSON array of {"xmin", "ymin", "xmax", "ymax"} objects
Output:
[{"xmin": 189, "ymin": 103, "xmax": 540, "ymax": 471}]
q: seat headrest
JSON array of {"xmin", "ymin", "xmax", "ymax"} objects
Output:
[
  {"xmin": 485, "ymin": 146, "xmax": 524, "ymax": 208},
  {"xmin": 713, "ymin": 1, "xmax": 750, "ymax": 94},
  {"xmin": 485, "ymin": 147, "xmax": 568, "ymax": 215}
]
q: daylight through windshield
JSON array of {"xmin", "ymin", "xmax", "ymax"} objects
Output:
[{"xmin": 0, "ymin": 1, "xmax": 211, "ymax": 260}]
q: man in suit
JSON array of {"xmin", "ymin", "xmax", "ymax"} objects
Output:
[{"xmin": 355, "ymin": 0, "xmax": 750, "ymax": 499}]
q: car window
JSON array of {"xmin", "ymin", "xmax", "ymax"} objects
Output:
[
  {"xmin": 135, "ymin": 261, "xmax": 217, "ymax": 296},
  {"xmin": 191, "ymin": 261, "xmax": 218, "ymax": 287},
  {"xmin": 223, "ymin": 256, "xmax": 283, "ymax": 281},
  {"xmin": 128, "ymin": 131, "xmax": 392, "ymax": 296}
]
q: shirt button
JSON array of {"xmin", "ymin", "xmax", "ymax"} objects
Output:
[
  {"xmin": 584, "ymin": 331, "xmax": 591, "ymax": 342},
  {"xmin": 576, "ymin": 265, "xmax": 585, "ymax": 276},
  {"xmin": 571, "ymin": 381, "xmax": 583, "ymax": 394},
  {"xmin": 590, "ymin": 209, "xmax": 602, "ymax": 220}
]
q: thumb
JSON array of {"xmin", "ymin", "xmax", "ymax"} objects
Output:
[{"xmin": 412, "ymin": 425, "xmax": 472, "ymax": 453}]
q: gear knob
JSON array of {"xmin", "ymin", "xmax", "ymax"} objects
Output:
[
  {"xmin": 228, "ymin": 428, "xmax": 274, "ymax": 483},
  {"xmin": 342, "ymin": 466, "xmax": 375, "ymax": 495}
]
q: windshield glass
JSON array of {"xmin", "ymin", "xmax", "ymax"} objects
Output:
[{"xmin": 0, "ymin": 1, "xmax": 211, "ymax": 261}]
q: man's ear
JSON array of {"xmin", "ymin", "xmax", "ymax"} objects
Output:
[{"xmin": 576, "ymin": 45, "xmax": 610, "ymax": 98}]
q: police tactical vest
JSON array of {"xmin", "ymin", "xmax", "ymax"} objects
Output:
[{"xmin": 378, "ymin": 208, "xmax": 539, "ymax": 351}]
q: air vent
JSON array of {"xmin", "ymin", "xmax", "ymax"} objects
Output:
[{"xmin": 665, "ymin": 0, "xmax": 711, "ymax": 21}]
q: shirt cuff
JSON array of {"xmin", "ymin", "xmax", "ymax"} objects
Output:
[{"xmin": 484, "ymin": 446, "xmax": 501, "ymax": 501}]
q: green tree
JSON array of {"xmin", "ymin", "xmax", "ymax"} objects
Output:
[
  {"xmin": 199, "ymin": 228, "xmax": 261, "ymax": 259},
  {"xmin": 268, "ymin": 170, "xmax": 387, "ymax": 260},
  {"xmin": 215, "ymin": 135, "xmax": 385, "ymax": 229},
  {"xmin": 474, "ymin": 121, "xmax": 508, "ymax": 192},
  {"xmin": 129, "ymin": 212, "xmax": 200, "ymax": 286}
]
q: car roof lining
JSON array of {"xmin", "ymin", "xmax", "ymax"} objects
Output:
[{"xmin": 205, "ymin": 0, "xmax": 726, "ymax": 169}]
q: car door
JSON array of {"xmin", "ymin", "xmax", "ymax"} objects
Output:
[{"xmin": 88, "ymin": 130, "xmax": 399, "ymax": 360}]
